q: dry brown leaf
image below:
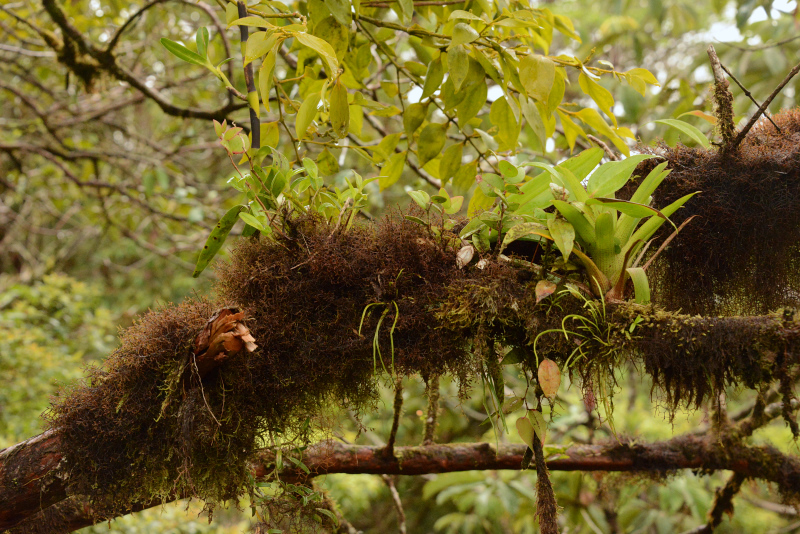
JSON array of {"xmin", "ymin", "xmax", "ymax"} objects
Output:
[{"xmin": 192, "ymin": 308, "xmax": 258, "ymax": 379}]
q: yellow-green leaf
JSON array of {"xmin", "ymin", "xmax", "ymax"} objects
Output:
[
  {"xmin": 324, "ymin": 0, "xmax": 351, "ymax": 26},
  {"xmin": 490, "ymin": 96, "xmax": 519, "ymax": 151},
  {"xmin": 295, "ymin": 92, "xmax": 320, "ymax": 140},
  {"xmin": 379, "ymin": 151, "xmax": 406, "ymax": 190},
  {"xmin": 404, "ymin": 102, "xmax": 427, "ymax": 137},
  {"xmin": 417, "ymin": 123, "xmax": 447, "ymax": 168},
  {"xmin": 439, "ymin": 143, "xmax": 463, "ymax": 183},
  {"xmin": 519, "ymin": 54, "xmax": 555, "ymax": 102},
  {"xmin": 329, "ymin": 80, "xmax": 350, "ymax": 138},
  {"xmin": 192, "ymin": 205, "xmax": 246, "ymax": 277},
  {"xmin": 421, "ymin": 56, "xmax": 444, "ymax": 100},
  {"xmin": 449, "ymin": 22, "xmax": 479, "ymax": 49},
  {"xmin": 547, "ymin": 218, "xmax": 575, "ymax": 259},
  {"xmin": 456, "ymin": 81, "xmax": 487, "ymax": 125},
  {"xmin": 317, "ymin": 147, "xmax": 339, "ymax": 175},
  {"xmin": 579, "ymin": 73, "xmax": 617, "ymax": 127},
  {"xmin": 260, "ymin": 121, "xmax": 280, "ymax": 148},
  {"xmin": 294, "ymin": 32, "xmax": 339, "ymax": 76},
  {"xmin": 245, "ymin": 31, "xmax": 277, "ymax": 65},
  {"xmin": 447, "ymin": 44, "xmax": 469, "ymax": 91}
]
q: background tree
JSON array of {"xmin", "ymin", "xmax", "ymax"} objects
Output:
[{"xmin": 1, "ymin": 1, "xmax": 800, "ymax": 533}]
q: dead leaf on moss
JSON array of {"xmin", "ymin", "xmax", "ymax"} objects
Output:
[{"xmin": 193, "ymin": 308, "xmax": 257, "ymax": 378}]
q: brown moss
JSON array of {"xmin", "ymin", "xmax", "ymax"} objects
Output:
[{"xmin": 626, "ymin": 109, "xmax": 800, "ymax": 315}]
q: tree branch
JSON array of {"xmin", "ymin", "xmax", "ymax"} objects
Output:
[{"xmin": 7, "ymin": 431, "xmax": 800, "ymax": 532}]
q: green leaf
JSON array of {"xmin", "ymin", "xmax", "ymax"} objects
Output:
[
  {"xmin": 586, "ymin": 154, "xmax": 655, "ymax": 198},
  {"xmin": 447, "ymin": 45, "xmax": 469, "ymax": 91},
  {"xmin": 317, "ymin": 148, "xmax": 340, "ymax": 175},
  {"xmin": 449, "ymin": 23, "xmax": 479, "ymax": 48},
  {"xmin": 227, "ymin": 16, "xmax": 277, "ymax": 29},
  {"xmin": 329, "ymin": 80, "xmax": 350, "ymax": 138},
  {"xmin": 527, "ymin": 410, "xmax": 547, "ymax": 445},
  {"xmin": 404, "ymin": 102, "xmax": 427, "ymax": 137},
  {"xmin": 586, "ymin": 198, "xmax": 667, "ymax": 220},
  {"xmin": 579, "ymin": 72, "xmax": 616, "ymax": 127},
  {"xmin": 421, "ymin": 56, "xmax": 444, "ymax": 100},
  {"xmin": 521, "ymin": 96, "xmax": 546, "ymax": 151},
  {"xmin": 456, "ymin": 81, "xmax": 487, "ymax": 126},
  {"xmin": 516, "ymin": 415, "xmax": 535, "ymax": 449},
  {"xmin": 295, "ymin": 92, "xmax": 320, "ymax": 140},
  {"xmin": 192, "ymin": 205, "xmax": 246, "ymax": 277},
  {"xmin": 259, "ymin": 46, "xmax": 278, "ymax": 111},
  {"xmin": 238, "ymin": 211, "xmax": 267, "ymax": 233},
  {"xmin": 626, "ymin": 267, "xmax": 651, "ymax": 304},
  {"xmin": 561, "ymin": 147, "xmax": 604, "ymax": 181},
  {"xmin": 627, "ymin": 192, "xmax": 698, "ymax": 247},
  {"xmin": 294, "ymin": 32, "xmax": 339, "ymax": 76},
  {"xmin": 324, "ymin": 0, "xmax": 351, "ymax": 25},
  {"xmin": 468, "ymin": 186, "xmax": 494, "ymax": 216},
  {"xmin": 408, "ymin": 190, "xmax": 431, "ymax": 209},
  {"xmin": 439, "ymin": 143, "xmax": 463, "ymax": 183},
  {"xmin": 453, "ymin": 160, "xmax": 478, "ymax": 195},
  {"xmin": 195, "ymin": 27, "xmax": 209, "ymax": 59},
  {"xmin": 379, "ymin": 151, "xmax": 406, "ymax": 190},
  {"xmin": 245, "ymin": 31, "xmax": 278, "ymax": 65},
  {"xmin": 653, "ymin": 119, "xmax": 711, "ymax": 148},
  {"xmin": 552, "ymin": 200, "xmax": 594, "ymax": 245},
  {"xmin": 160, "ymin": 38, "xmax": 208, "ymax": 67},
  {"xmin": 547, "ymin": 218, "xmax": 575, "ymax": 259},
  {"xmin": 417, "ymin": 123, "xmax": 447, "ymax": 168},
  {"xmin": 519, "ymin": 54, "xmax": 555, "ymax": 102},
  {"xmin": 490, "ymin": 96, "xmax": 519, "ymax": 151}
]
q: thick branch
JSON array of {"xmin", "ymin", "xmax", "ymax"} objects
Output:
[{"xmin": 7, "ymin": 432, "xmax": 800, "ymax": 533}]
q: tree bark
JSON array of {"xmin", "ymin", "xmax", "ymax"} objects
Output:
[{"xmin": 4, "ymin": 434, "xmax": 800, "ymax": 533}]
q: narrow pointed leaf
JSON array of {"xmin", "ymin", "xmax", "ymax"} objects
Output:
[
  {"xmin": 654, "ymin": 119, "xmax": 710, "ymax": 148},
  {"xmin": 193, "ymin": 205, "xmax": 246, "ymax": 277}
]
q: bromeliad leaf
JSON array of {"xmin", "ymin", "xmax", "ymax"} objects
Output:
[
  {"xmin": 654, "ymin": 119, "xmax": 711, "ymax": 149},
  {"xmin": 586, "ymin": 198, "xmax": 669, "ymax": 221},
  {"xmin": 586, "ymin": 154, "xmax": 654, "ymax": 198}
]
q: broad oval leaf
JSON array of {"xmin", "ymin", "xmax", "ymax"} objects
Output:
[
  {"xmin": 294, "ymin": 32, "xmax": 339, "ymax": 76},
  {"xmin": 421, "ymin": 56, "xmax": 444, "ymax": 100},
  {"xmin": 404, "ymin": 102, "xmax": 427, "ymax": 136},
  {"xmin": 417, "ymin": 123, "xmax": 447, "ymax": 168},
  {"xmin": 516, "ymin": 415, "xmax": 535, "ymax": 449},
  {"xmin": 527, "ymin": 409, "xmax": 547, "ymax": 445},
  {"xmin": 519, "ymin": 54, "xmax": 555, "ymax": 102},
  {"xmin": 447, "ymin": 44, "xmax": 469, "ymax": 91},
  {"xmin": 193, "ymin": 205, "xmax": 246, "ymax": 277},
  {"xmin": 449, "ymin": 22, "xmax": 479, "ymax": 48},
  {"xmin": 538, "ymin": 359, "xmax": 561, "ymax": 399},
  {"xmin": 535, "ymin": 280, "xmax": 557, "ymax": 303}
]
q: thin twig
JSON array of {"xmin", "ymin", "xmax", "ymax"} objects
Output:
[
  {"xmin": 730, "ymin": 59, "xmax": 800, "ymax": 151},
  {"xmin": 718, "ymin": 63, "xmax": 780, "ymax": 132},
  {"xmin": 381, "ymin": 475, "xmax": 407, "ymax": 534},
  {"xmin": 642, "ymin": 215, "xmax": 699, "ymax": 272},
  {"xmin": 587, "ymin": 134, "xmax": 620, "ymax": 161}
]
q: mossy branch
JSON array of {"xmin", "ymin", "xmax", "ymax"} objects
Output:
[{"xmin": 7, "ymin": 432, "xmax": 800, "ymax": 532}]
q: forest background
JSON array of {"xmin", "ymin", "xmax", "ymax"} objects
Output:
[{"xmin": 2, "ymin": 0, "xmax": 800, "ymax": 532}]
